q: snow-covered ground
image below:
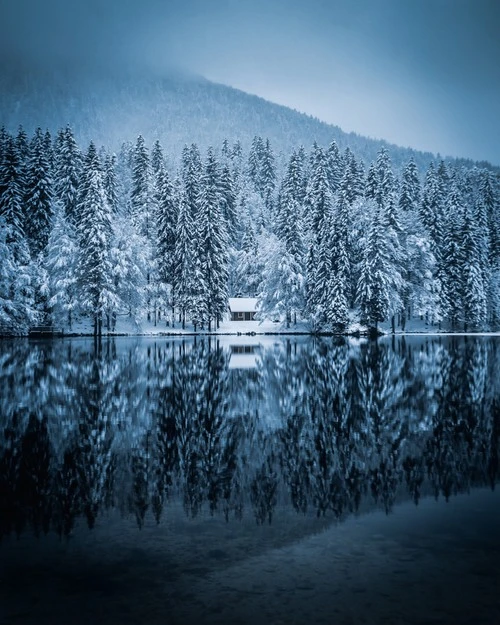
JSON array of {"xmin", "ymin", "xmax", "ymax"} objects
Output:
[
  {"xmin": 59, "ymin": 314, "xmax": 500, "ymax": 338},
  {"xmin": 63, "ymin": 316, "xmax": 312, "ymax": 336}
]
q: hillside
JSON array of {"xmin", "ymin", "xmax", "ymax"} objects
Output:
[{"xmin": 0, "ymin": 64, "xmax": 492, "ymax": 172}]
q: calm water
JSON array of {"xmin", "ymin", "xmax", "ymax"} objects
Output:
[{"xmin": 0, "ymin": 335, "xmax": 499, "ymax": 625}]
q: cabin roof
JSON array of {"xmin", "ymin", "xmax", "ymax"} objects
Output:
[{"xmin": 228, "ymin": 297, "xmax": 259, "ymax": 313}]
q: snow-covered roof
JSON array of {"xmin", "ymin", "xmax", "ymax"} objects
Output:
[{"xmin": 228, "ymin": 297, "xmax": 259, "ymax": 313}]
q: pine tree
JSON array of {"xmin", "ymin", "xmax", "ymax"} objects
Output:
[
  {"xmin": 218, "ymin": 164, "xmax": 237, "ymax": 242},
  {"xmin": 329, "ymin": 192, "xmax": 351, "ymax": 331},
  {"xmin": 248, "ymin": 135, "xmax": 264, "ymax": 191},
  {"xmin": 131, "ymin": 135, "xmax": 153, "ymax": 238},
  {"xmin": 197, "ymin": 148, "xmax": 229, "ymax": 329},
  {"xmin": 258, "ymin": 233, "xmax": 304, "ymax": 328},
  {"xmin": 103, "ymin": 153, "xmax": 118, "ymax": 214},
  {"xmin": 305, "ymin": 147, "xmax": 332, "ymax": 237},
  {"xmin": 54, "ymin": 126, "xmax": 81, "ymax": 225},
  {"xmin": 24, "ymin": 128, "xmax": 53, "ymax": 256},
  {"xmin": 260, "ymin": 138, "xmax": 276, "ymax": 210},
  {"xmin": 110, "ymin": 215, "xmax": 148, "ymax": 325},
  {"xmin": 0, "ymin": 136, "xmax": 25, "ymax": 251},
  {"xmin": 356, "ymin": 203, "xmax": 403, "ymax": 331},
  {"xmin": 45, "ymin": 203, "xmax": 79, "ymax": 328},
  {"xmin": 151, "ymin": 139, "xmax": 165, "ymax": 178},
  {"xmin": 441, "ymin": 184, "xmax": 464, "ymax": 329},
  {"xmin": 156, "ymin": 166, "xmax": 178, "ymax": 304},
  {"xmin": 76, "ymin": 142, "xmax": 116, "ymax": 336},
  {"xmin": 326, "ymin": 140, "xmax": 342, "ymax": 192},
  {"xmin": 462, "ymin": 205, "xmax": 488, "ymax": 330},
  {"xmin": 0, "ymin": 217, "xmax": 18, "ymax": 325},
  {"xmin": 399, "ymin": 159, "xmax": 420, "ymax": 213},
  {"xmin": 182, "ymin": 143, "xmax": 202, "ymax": 221}
]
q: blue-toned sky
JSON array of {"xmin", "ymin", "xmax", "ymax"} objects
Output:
[{"xmin": 1, "ymin": 0, "xmax": 499, "ymax": 164}]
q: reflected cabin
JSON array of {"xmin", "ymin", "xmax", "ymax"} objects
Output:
[{"xmin": 228, "ymin": 298, "xmax": 258, "ymax": 321}]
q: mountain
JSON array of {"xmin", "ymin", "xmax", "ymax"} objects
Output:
[{"xmin": 0, "ymin": 63, "xmax": 495, "ymax": 172}]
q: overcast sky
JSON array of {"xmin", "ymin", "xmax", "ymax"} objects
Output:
[{"xmin": 1, "ymin": 0, "xmax": 499, "ymax": 164}]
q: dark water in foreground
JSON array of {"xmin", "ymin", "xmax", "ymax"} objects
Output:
[{"xmin": 0, "ymin": 335, "xmax": 499, "ymax": 625}]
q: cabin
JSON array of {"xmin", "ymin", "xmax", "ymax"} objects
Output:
[{"xmin": 228, "ymin": 297, "xmax": 258, "ymax": 321}]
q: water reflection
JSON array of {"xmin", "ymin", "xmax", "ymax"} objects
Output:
[{"xmin": 0, "ymin": 336, "xmax": 499, "ymax": 538}]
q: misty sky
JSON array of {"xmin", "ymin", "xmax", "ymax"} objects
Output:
[{"xmin": 1, "ymin": 0, "xmax": 499, "ymax": 164}]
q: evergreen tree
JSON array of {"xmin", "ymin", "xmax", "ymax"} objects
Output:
[
  {"xmin": 399, "ymin": 159, "xmax": 420, "ymax": 213},
  {"xmin": 326, "ymin": 140, "xmax": 342, "ymax": 192},
  {"xmin": 76, "ymin": 142, "xmax": 116, "ymax": 335},
  {"xmin": 54, "ymin": 126, "xmax": 81, "ymax": 225},
  {"xmin": 131, "ymin": 135, "xmax": 153, "ymax": 238},
  {"xmin": 197, "ymin": 148, "xmax": 229, "ymax": 329},
  {"xmin": 260, "ymin": 138, "xmax": 276, "ymax": 210},
  {"xmin": 156, "ymin": 166, "xmax": 178, "ymax": 306},
  {"xmin": 329, "ymin": 192, "xmax": 351, "ymax": 331},
  {"xmin": 441, "ymin": 184, "xmax": 464, "ymax": 329},
  {"xmin": 461, "ymin": 204, "xmax": 487, "ymax": 330},
  {"xmin": 45, "ymin": 203, "xmax": 79, "ymax": 328},
  {"xmin": 356, "ymin": 203, "xmax": 403, "ymax": 331},
  {"xmin": 218, "ymin": 164, "xmax": 237, "ymax": 242},
  {"xmin": 24, "ymin": 128, "xmax": 53, "ymax": 256},
  {"xmin": 248, "ymin": 135, "xmax": 264, "ymax": 191},
  {"xmin": 103, "ymin": 153, "xmax": 118, "ymax": 214},
  {"xmin": 151, "ymin": 139, "xmax": 165, "ymax": 178}
]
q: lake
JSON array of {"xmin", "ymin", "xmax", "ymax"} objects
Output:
[{"xmin": 1, "ymin": 335, "xmax": 499, "ymax": 625}]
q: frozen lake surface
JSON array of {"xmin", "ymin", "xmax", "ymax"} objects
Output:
[{"xmin": 1, "ymin": 335, "xmax": 499, "ymax": 624}]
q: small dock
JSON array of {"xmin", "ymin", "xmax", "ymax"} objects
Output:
[{"xmin": 28, "ymin": 325, "xmax": 65, "ymax": 338}]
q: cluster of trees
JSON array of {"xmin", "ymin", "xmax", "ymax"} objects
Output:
[
  {"xmin": 0, "ymin": 125, "xmax": 499, "ymax": 334},
  {"xmin": 1, "ymin": 336, "xmax": 499, "ymax": 536}
]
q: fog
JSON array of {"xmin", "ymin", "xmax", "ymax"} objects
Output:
[{"xmin": 1, "ymin": 0, "xmax": 499, "ymax": 164}]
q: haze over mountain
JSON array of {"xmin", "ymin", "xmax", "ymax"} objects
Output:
[{"xmin": 0, "ymin": 63, "xmax": 495, "ymax": 174}]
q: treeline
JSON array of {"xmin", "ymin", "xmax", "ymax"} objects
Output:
[{"xmin": 0, "ymin": 125, "xmax": 499, "ymax": 334}]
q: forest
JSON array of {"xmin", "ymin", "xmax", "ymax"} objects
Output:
[{"xmin": 0, "ymin": 125, "xmax": 499, "ymax": 335}]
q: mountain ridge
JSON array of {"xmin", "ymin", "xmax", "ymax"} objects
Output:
[{"xmin": 0, "ymin": 64, "xmax": 496, "ymax": 172}]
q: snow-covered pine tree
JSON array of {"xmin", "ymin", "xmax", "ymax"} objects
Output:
[
  {"xmin": 356, "ymin": 201, "xmax": 403, "ymax": 332},
  {"xmin": 260, "ymin": 138, "xmax": 276, "ymax": 211},
  {"xmin": 130, "ymin": 135, "xmax": 153, "ymax": 238},
  {"xmin": 441, "ymin": 184, "xmax": 465, "ymax": 329},
  {"xmin": 263, "ymin": 189, "xmax": 305, "ymax": 326},
  {"xmin": 399, "ymin": 159, "xmax": 420, "ymax": 213},
  {"xmin": 151, "ymin": 139, "xmax": 165, "ymax": 178},
  {"xmin": 461, "ymin": 203, "xmax": 487, "ymax": 330},
  {"xmin": 0, "ymin": 217, "xmax": 18, "ymax": 326},
  {"xmin": 45, "ymin": 203, "xmax": 79, "ymax": 329},
  {"xmin": 155, "ymin": 165, "xmax": 178, "ymax": 319},
  {"xmin": 54, "ymin": 126, "xmax": 81, "ymax": 225},
  {"xmin": 172, "ymin": 190, "xmax": 200, "ymax": 328},
  {"xmin": 0, "ymin": 135, "xmax": 26, "ymax": 252},
  {"xmin": 103, "ymin": 153, "xmax": 118, "ymax": 214},
  {"xmin": 218, "ymin": 163, "xmax": 237, "ymax": 243},
  {"xmin": 76, "ymin": 142, "xmax": 116, "ymax": 336},
  {"xmin": 303, "ymin": 147, "xmax": 334, "ymax": 326},
  {"xmin": 197, "ymin": 148, "xmax": 229, "ymax": 330},
  {"xmin": 340, "ymin": 147, "xmax": 365, "ymax": 205},
  {"xmin": 326, "ymin": 140, "xmax": 342, "ymax": 193},
  {"xmin": 232, "ymin": 220, "xmax": 261, "ymax": 297},
  {"xmin": 329, "ymin": 191, "xmax": 351, "ymax": 332},
  {"xmin": 24, "ymin": 128, "xmax": 53, "ymax": 256},
  {"xmin": 258, "ymin": 232, "xmax": 304, "ymax": 328},
  {"xmin": 110, "ymin": 214, "xmax": 148, "ymax": 326},
  {"xmin": 248, "ymin": 135, "xmax": 264, "ymax": 192},
  {"xmin": 182, "ymin": 143, "xmax": 202, "ymax": 222}
]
